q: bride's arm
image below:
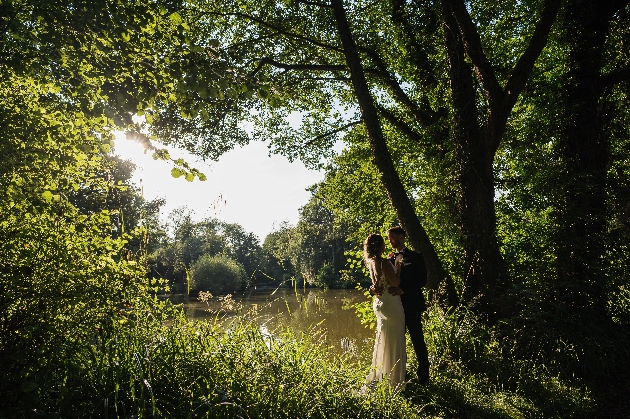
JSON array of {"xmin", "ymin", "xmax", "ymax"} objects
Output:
[
  {"xmin": 369, "ymin": 260, "xmax": 379, "ymax": 286},
  {"xmin": 380, "ymin": 258, "xmax": 401, "ymax": 287}
]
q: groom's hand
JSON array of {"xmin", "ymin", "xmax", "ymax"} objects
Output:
[
  {"xmin": 388, "ymin": 286, "xmax": 403, "ymax": 296},
  {"xmin": 369, "ymin": 284, "xmax": 383, "ymax": 296}
]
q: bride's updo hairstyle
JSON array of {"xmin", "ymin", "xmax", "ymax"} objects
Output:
[{"xmin": 363, "ymin": 233, "xmax": 384, "ymax": 266}]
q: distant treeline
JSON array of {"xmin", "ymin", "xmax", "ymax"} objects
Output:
[{"xmin": 148, "ymin": 195, "xmax": 366, "ymax": 295}]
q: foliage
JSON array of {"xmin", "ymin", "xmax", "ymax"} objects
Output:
[
  {"xmin": 0, "ymin": 65, "xmax": 161, "ymax": 414},
  {"xmin": 314, "ymin": 263, "xmax": 336, "ymax": 289},
  {"xmin": 1, "ymin": 297, "xmax": 425, "ymax": 418},
  {"xmin": 0, "ymin": 202, "xmax": 156, "ymax": 408},
  {"xmin": 190, "ymin": 253, "xmax": 248, "ymax": 295},
  {"xmin": 137, "ymin": 0, "xmax": 629, "ymax": 308},
  {"xmin": 353, "ymin": 285, "xmax": 377, "ymax": 331},
  {"xmin": 416, "ymin": 305, "xmax": 598, "ymax": 419},
  {"xmin": 261, "ymin": 221, "xmax": 300, "ymax": 285},
  {"xmin": 2, "ymin": 0, "xmax": 630, "ymax": 416},
  {"xmin": 262, "ymin": 195, "xmax": 361, "ymax": 288},
  {"xmin": 148, "ymin": 208, "xmax": 266, "ymax": 292},
  {"xmin": 319, "ymin": 139, "xmax": 462, "ymax": 284},
  {"xmin": 347, "ymin": 288, "xmax": 610, "ymax": 418}
]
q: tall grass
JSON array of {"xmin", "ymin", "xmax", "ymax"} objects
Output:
[
  {"xmin": 10, "ymin": 299, "xmax": 419, "ymax": 418},
  {"xmin": 5, "ymin": 292, "xmax": 626, "ymax": 418},
  {"xmin": 412, "ymin": 305, "xmax": 596, "ymax": 419}
]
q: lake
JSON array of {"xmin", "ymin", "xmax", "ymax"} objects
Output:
[{"xmin": 166, "ymin": 287, "xmax": 375, "ymax": 358}]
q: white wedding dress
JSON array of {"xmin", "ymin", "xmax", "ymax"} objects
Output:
[{"xmin": 365, "ymin": 260, "xmax": 406, "ymax": 390}]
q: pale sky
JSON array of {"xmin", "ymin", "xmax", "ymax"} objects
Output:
[{"xmin": 113, "ymin": 135, "xmax": 325, "ymax": 241}]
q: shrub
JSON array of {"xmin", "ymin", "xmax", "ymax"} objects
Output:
[
  {"xmin": 190, "ymin": 254, "xmax": 248, "ymax": 295},
  {"xmin": 314, "ymin": 263, "xmax": 336, "ymax": 289}
]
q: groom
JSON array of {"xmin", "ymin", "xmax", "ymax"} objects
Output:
[{"xmin": 386, "ymin": 226, "xmax": 430, "ymax": 385}]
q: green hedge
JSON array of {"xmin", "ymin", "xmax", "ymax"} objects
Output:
[{"xmin": 190, "ymin": 254, "xmax": 248, "ymax": 295}]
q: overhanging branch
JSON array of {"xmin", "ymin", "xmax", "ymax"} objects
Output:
[
  {"xmin": 251, "ymin": 57, "xmax": 347, "ymax": 76},
  {"xmin": 303, "ymin": 120, "xmax": 363, "ymax": 147},
  {"xmin": 376, "ymin": 105, "xmax": 425, "ymax": 144},
  {"xmin": 600, "ymin": 64, "xmax": 630, "ymax": 89}
]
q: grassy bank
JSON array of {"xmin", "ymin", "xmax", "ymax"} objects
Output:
[
  {"xmin": 2, "ymin": 298, "xmax": 418, "ymax": 418},
  {"xmin": 4, "ymin": 291, "xmax": 625, "ymax": 418}
]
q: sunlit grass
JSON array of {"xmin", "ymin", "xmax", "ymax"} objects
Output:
[
  {"xmin": 4, "ymin": 296, "xmax": 612, "ymax": 418},
  {"xmin": 35, "ymin": 301, "xmax": 419, "ymax": 418}
]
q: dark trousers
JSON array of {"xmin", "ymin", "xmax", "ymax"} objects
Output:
[{"xmin": 405, "ymin": 310, "xmax": 429, "ymax": 382}]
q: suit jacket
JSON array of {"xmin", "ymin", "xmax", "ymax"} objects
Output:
[{"xmin": 389, "ymin": 248, "xmax": 428, "ymax": 314}]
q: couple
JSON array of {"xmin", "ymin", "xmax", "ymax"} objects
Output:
[{"xmin": 363, "ymin": 226, "xmax": 429, "ymax": 390}]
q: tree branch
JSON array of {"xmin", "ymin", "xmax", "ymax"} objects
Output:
[
  {"xmin": 445, "ymin": 0, "xmax": 503, "ymax": 102},
  {"xmin": 376, "ymin": 105, "xmax": 425, "ymax": 144},
  {"xmin": 226, "ymin": 32, "xmax": 283, "ymax": 50},
  {"xmin": 294, "ymin": 76, "xmax": 352, "ymax": 81},
  {"xmin": 390, "ymin": 0, "xmax": 438, "ymax": 87},
  {"xmin": 201, "ymin": 11, "xmax": 344, "ymax": 53},
  {"xmin": 296, "ymin": 0, "xmax": 333, "ymax": 8},
  {"xmin": 600, "ymin": 64, "xmax": 630, "ymax": 88},
  {"xmin": 303, "ymin": 120, "xmax": 363, "ymax": 147},
  {"xmin": 249, "ymin": 57, "xmax": 347, "ymax": 77},
  {"xmin": 503, "ymin": 0, "xmax": 562, "ymax": 109},
  {"xmin": 447, "ymin": 0, "xmax": 561, "ymax": 151},
  {"xmin": 362, "ymin": 47, "xmax": 441, "ymax": 127}
]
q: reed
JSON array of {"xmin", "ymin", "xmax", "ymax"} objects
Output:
[
  {"xmin": 19, "ymin": 299, "xmax": 418, "ymax": 418},
  {"xmin": 5, "ymin": 293, "xmax": 622, "ymax": 418}
]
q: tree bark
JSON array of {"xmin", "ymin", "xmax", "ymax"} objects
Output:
[
  {"xmin": 556, "ymin": 0, "xmax": 630, "ymax": 309},
  {"xmin": 441, "ymin": 0, "xmax": 560, "ymax": 306},
  {"xmin": 330, "ymin": 0, "xmax": 458, "ymax": 307},
  {"xmin": 441, "ymin": 1, "xmax": 503, "ymax": 304}
]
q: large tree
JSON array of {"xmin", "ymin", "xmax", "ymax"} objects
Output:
[
  {"xmin": 139, "ymin": 0, "xmax": 570, "ymax": 308},
  {"xmin": 555, "ymin": 0, "xmax": 630, "ymax": 310},
  {"xmin": 437, "ymin": 0, "xmax": 561, "ymax": 304}
]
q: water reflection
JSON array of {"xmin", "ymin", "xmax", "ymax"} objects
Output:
[{"xmin": 166, "ymin": 287, "xmax": 374, "ymax": 358}]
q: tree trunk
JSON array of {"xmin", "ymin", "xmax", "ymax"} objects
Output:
[
  {"xmin": 331, "ymin": 0, "xmax": 458, "ymax": 307},
  {"xmin": 441, "ymin": 1, "xmax": 506, "ymax": 304},
  {"xmin": 556, "ymin": 0, "xmax": 627, "ymax": 309}
]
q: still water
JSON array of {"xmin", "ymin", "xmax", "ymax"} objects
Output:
[{"xmin": 166, "ymin": 287, "xmax": 375, "ymax": 358}]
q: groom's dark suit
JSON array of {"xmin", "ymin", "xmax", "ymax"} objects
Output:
[{"xmin": 390, "ymin": 248, "xmax": 429, "ymax": 383}]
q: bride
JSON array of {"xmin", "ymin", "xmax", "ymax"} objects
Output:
[{"xmin": 363, "ymin": 233, "xmax": 406, "ymax": 390}]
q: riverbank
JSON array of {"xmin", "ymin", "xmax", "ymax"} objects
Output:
[{"xmin": 2, "ymin": 293, "xmax": 606, "ymax": 418}]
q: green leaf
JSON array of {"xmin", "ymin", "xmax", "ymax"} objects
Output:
[
  {"xmin": 259, "ymin": 86, "xmax": 270, "ymax": 99},
  {"xmin": 171, "ymin": 168, "xmax": 184, "ymax": 178},
  {"xmin": 169, "ymin": 12, "xmax": 183, "ymax": 25},
  {"xmin": 41, "ymin": 191, "xmax": 53, "ymax": 202}
]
